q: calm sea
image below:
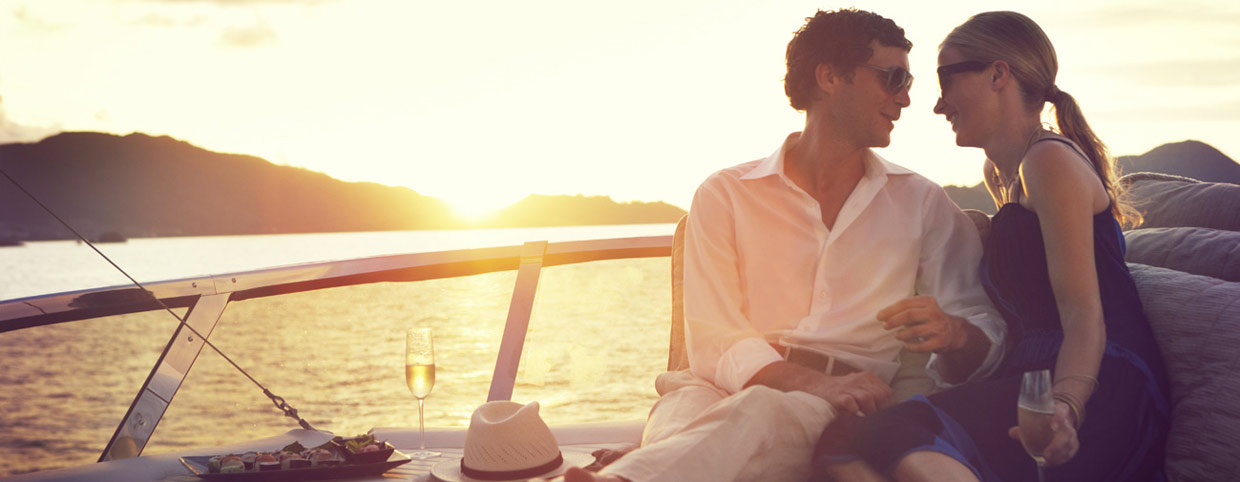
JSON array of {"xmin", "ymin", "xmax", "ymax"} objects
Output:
[{"xmin": 0, "ymin": 224, "xmax": 676, "ymax": 477}]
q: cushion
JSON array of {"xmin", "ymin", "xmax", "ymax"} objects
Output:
[
  {"xmin": 1128, "ymin": 263, "xmax": 1240, "ymax": 480},
  {"xmin": 962, "ymin": 209, "xmax": 992, "ymax": 246},
  {"xmin": 1125, "ymin": 227, "xmax": 1240, "ymax": 282},
  {"xmin": 1121, "ymin": 173, "xmax": 1240, "ymax": 231},
  {"xmin": 669, "ymin": 215, "xmax": 689, "ymax": 371}
]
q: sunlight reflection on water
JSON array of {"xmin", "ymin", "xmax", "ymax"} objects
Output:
[{"xmin": 0, "ymin": 226, "xmax": 673, "ymax": 476}]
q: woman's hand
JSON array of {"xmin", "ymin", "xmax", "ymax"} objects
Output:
[
  {"xmin": 879, "ymin": 295, "xmax": 970, "ymax": 353},
  {"xmin": 1007, "ymin": 400, "xmax": 1080, "ymax": 467}
]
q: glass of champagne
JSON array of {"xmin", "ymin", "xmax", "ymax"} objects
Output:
[
  {"xmin": 405, "ymin": 327, "xmax": 440, "ymax": 459},
  {"xmin": 1018, "ymin": 369, "xmax": 1054, "ymax": 482}
]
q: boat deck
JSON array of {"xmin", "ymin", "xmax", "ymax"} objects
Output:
[{"xmin": 5, "ymin": 422, "xmax": 644, "ymax": 481}]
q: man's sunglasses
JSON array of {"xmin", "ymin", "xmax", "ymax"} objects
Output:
[
  {"xmin": 936, "ymin": 60, "xmax": 990, "ymax": 91},
  {"xmin": 861, "ymin": 64, "xmax": 913, "ymax": 95}
]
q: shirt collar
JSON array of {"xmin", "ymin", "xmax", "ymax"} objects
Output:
[{"xmin": 741, "ymin": 132, "xmax": 915, "ymax": 182}]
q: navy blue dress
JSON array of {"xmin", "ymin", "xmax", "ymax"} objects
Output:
[{"xmin": 841, "ymin": 201, "xmax": 1171, "ymax": 481}]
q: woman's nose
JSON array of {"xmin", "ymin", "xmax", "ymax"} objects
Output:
[{"xmin": 933, "ymin": 97, "xmax": 947, "ymax": 115}]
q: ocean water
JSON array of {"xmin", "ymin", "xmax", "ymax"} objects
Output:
[{"xmin": 0, "ymin": 224, "xmax": 676, "ymax": 477}]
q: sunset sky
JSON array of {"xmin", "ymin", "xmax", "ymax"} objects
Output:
[{"xmin": 1, "ymin": 0, "xmax": 1237, "ymax": 216}]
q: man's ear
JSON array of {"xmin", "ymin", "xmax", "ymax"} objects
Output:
[
  {"xmin": 990, "ymin": 60, "xmax": 1013, "ymax": 90},
  {"xmin": 815, "ymin": 63, "xmax": 839, "ymax": 96}
]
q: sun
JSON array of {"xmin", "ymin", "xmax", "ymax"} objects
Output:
[{"xmin": 446, "ymin": 196, "xmax": 506, "ymax": 223}]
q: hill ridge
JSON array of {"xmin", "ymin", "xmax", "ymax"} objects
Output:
[{"xmin": 0, "ymin": 132, "xmax": 685, "ymax": 241}]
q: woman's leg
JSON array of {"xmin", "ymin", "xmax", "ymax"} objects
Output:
[
  {"xmin": 892, "ymin": 451, "xmax": 981, "ymax": 482},
  {"xmin": 821, "ymin": 460, "xmax": 891, "ymax": 482}
]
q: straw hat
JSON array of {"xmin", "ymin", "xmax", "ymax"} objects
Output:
[{"xmin": 430, "ymin": 401, "xmax": 593, "ymax": 482}]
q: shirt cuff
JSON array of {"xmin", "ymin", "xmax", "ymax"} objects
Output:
[
  {"xmin": 713, "ymin": 337, "xmax": 785, "ymax": 394},
  {"xmin": 926, "ymin": 312, "xmax": 1006, "ymax": 388}
]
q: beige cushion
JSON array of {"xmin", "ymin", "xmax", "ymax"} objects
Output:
[
  {"xmin": 1125, "ymin": 227, "xmax": 1240, "ymax": 282},
  {"xmin": 669, "ymin": 215, "xmax": 689, "ymax": 371},
  {"xmin": 1121, "ymin": 173, "xmax": 1240, "ymax": 231},
  {"xmin": 1128, "ymin": 263, "xmax": 1240, "ymax": 480}
]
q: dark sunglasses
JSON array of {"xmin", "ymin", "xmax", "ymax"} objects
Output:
[
  {"xmin": 936, "ymin": 60, "xmax": 990, "ymax": 91},
  {"xmin": 861, "ymin": 64, "xmax": 913, "ymax": 95}
]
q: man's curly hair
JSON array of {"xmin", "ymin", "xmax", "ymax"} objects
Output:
[{"xmin": 784, "ymin": 8, "xmax": 912, "ymax": 111}]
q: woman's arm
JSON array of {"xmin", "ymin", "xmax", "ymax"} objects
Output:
[{"xmin": 1017, "ymin": 141, "xmax": 1109, "ymax": 462}]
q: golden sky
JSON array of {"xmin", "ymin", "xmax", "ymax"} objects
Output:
[{"xmin": 1, "ymin": 0, "xmax": 1237, "ymax": 215}]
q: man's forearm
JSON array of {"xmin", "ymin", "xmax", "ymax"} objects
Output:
[
  {"xmin": 744, "ymin": 360, "xmax": 835, "ymax": 398},
  {"xmin": 745, "ymin": 360, "xmax": 894, "ymax": 414}
]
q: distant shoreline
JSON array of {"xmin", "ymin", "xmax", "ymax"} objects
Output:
[{"xmin": 2, "ymin": 133, "xmax": 1235, "ymax": 242}]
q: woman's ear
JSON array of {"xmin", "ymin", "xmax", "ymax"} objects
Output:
[{"xmin": 990, "ymin": 60, "xmax": 1013, "ymax": 90}]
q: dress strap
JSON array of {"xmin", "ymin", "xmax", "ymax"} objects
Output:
[
  {"xmin": 1007, "ymin": 134, "xmax": 1093, "ymax": 205},
  {"xmin": 1032, "ymin": 135, "xmax": 1092, "ymax": 166}
]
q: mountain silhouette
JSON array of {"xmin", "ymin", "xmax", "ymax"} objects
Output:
[
  {"xmin": 0, "ymin": 132, "xmax": 685, "ymax": 241},
  {"xmin": 1115, "ymin": 140, "xmax": 1240, "ymax": 184},
  {"xmin": 943, "ymin": 140, "xmax": 1238, "ymax": 214},
  {"xmin": 3, "ymin": 132, "xmax": 1232, "ymax": 239}
]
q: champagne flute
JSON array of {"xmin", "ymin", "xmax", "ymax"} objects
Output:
[
  {"xmin": 405, "ymin": 327, "xmax": 440, "ymax": 458},
  {"xmin": 1018, "ymin": 369, "xmax": 1054, "ymax": 482}
]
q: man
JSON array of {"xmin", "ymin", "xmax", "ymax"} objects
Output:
[{"xmin": 553, "ymin": 8, "xmax": 1004, "ymax": 482}]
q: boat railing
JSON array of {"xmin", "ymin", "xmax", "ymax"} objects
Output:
[{"xmin": 0, "ymin": 234, "xmax": 673, "ymax": 463}]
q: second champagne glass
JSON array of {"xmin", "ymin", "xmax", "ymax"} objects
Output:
[
  {"xmin": 405, "ymin": 327, "xmax": 440, "ymax": 459},
  {"xmin": 1018, "ymin": 369, "xmax": 1054, "ymax": 482}
]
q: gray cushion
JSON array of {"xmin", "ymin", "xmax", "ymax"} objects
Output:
[
  {"xmin": 1125, "ymin": 228, "xmax": 1240, "ymax": 282},
  {"xmin": 1128, "ymin": 263, "xmax": 1240, "ymax": 481},
  {"xmin": 962, "ymin": 209, "xmax": 992, "ymax": 246},
  {"xmin": 1121, "ymin": 173, "xmax": 1240, "ymax": 231}
]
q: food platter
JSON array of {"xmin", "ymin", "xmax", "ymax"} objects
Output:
[
  {"xmin": 179, "ymin": 435, "xmax": 410, "ymax": 481},
  {"xmin": 179, "ymin": 451, "xmax": 411, "ymax": 481}
]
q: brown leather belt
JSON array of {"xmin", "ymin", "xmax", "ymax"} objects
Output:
[{"xmin": 770, "ymin": 343, "xmax": 860, "ymax": 376}]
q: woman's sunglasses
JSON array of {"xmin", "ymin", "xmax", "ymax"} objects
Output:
[
  {"xmin": 861, "ymin": 64, "xmax": 914, "ymax": 95},
  {"xmin": 936, "ymin": 60, "xmax": 990, "ymax": 91}
]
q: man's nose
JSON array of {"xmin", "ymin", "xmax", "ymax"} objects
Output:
[
  {"xmin": 933, "ymin": 97, "xmax": 947, "ymax": 115},
  {"xmin": 896, "ymin": 86, "xmax": 911, "ymax": 108}
]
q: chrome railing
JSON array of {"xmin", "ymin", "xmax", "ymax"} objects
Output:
[{"xmin": 0, "ymin": 235, "xmax": 673, "ymax": 462}]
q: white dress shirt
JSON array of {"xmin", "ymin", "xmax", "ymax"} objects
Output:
[{"xmin": 684, "ymin": 132, "xmax": 1005, "ymax": 395}]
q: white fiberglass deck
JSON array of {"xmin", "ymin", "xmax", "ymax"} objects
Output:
[{"xmin": 4, "ymin": 423, "xmax": 644, "ymax": 482}]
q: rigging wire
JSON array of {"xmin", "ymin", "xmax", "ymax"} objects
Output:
[{"xmin": 0, "ymin": 167, "xmax": 315, "ymax": 431}]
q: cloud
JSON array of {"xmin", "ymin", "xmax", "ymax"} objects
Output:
[
  {"xmin": 0, "ymin": 94, "xmax": 57, "ymax": 144},
  {"xmin": 1051, "ymin": 3, "xmax": 1240, "ymax": 27},
  {"xmin": 11, "ymin": 4, "xmax": 63, "ymax": 32},
  {"xmin": 1093, "ymin": 100, "xmax": 1240, "ymax": 123},
  {"xmin": 217, "ymin": 20, "xmax": 279, "ymax": 48},
  {"xmin": 144, "ymin": 0, "xmax": 331, "ymax": 5},
  {"xmin": 131, "ymin": 12, "xmax": 209, "ymax": 28},
  {"xmin": 1087, "ymin": 59, "xmax": 1240, "ymax": 88}
]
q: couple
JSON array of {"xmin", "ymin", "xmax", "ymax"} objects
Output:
[{"xmin": 547, "ymin": 8, "xmax": 1169, "ymax": 482}]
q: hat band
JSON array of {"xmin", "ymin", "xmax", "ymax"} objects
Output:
[{"xmin": 460, "ymin": 452, "xmax": 565, "ymax": 481}]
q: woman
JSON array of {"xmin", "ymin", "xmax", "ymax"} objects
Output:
[{"xmin": 830, "ymin": 11, "xmax": 1170, "ymax": 481}]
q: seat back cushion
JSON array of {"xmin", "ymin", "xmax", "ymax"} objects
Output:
[
  {"xmin": 1128, "ymin": 263, "xmax": 1240, "ymax": 480},
  {"xmin": 1122, "ymin": 173, "xmax": 1240, "ymax": 231},
  {"xmin": 1125, "ymin": 227, "xmax": 1240, "ymax": 282}
]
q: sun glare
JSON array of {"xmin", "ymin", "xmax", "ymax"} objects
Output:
[{"xmin": 446, "ymin": 197, "xmax": 505, "ymax": 223}]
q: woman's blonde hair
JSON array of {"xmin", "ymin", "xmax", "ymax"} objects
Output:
[{"xmin": 943, "ymin": 11, "xmax": 1137, "ymax": 226}]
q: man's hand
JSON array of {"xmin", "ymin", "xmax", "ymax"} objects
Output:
[
  {"xmin": 807, "ymin": 371, "xmax": 893, "ymax": 415},
  {"xmin": 747, "ymin": 361, "xmax": 892, "ymax": 415},
  {"xmin": 878, "ymin": 295, "xmax": 970, "ymax": 353}
]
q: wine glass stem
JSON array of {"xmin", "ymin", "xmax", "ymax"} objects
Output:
[
  {"xmin": 1036, "ymin": 461, "xmax": 1045, "ymax": 482},
  {"xmin": 417, "ymin": 397, "xmax": 427, "ymax": 450}
]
